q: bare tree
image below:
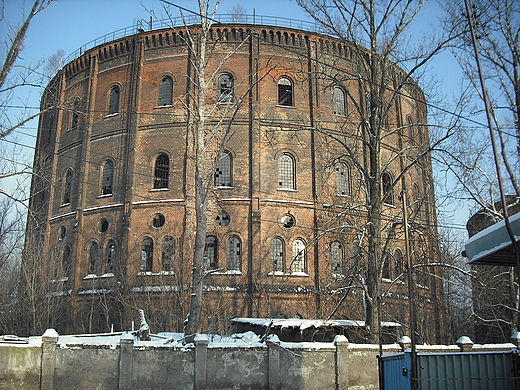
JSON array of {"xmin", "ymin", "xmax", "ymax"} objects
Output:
[
  {"xmin": 158, "ymin": 0, "xmax": 273, "ymax": 339},
  {"xmin": 229, "ymin": 4, "xmax": 247, "ymax": 23},
  {"xmin": 440, "ymin": 0, "xmax": 519, "ymax": 342},
  {"xmin": 297, "ymin": 0, "xmax": 456, "ymax": 343}
]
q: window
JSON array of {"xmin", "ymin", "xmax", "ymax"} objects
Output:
[
  {"xmin": 278, "ymin": 77, "xmax": 293, "ymax": 106},
  {"xmin": 154, "ymin": 154, "xmax": 169, "ymax": 189},
  {"xmin": 382, "ymin": 172, "xmax": 393, "ymax": 205},
  {"xmin": 412, "ymin": 183, "xmax": 421, "ymax": 214},
  {"xmin": 227, "ymin": 236, "xmax": 241, "ymax": 271},
  {"xmin": 101, "ymin": 161, "xmax": 114, "ymax": 195},
  {"xmin": 162, "ymin": 237, "xmax": 175, "ymax": 271},
  {"xmin": 215, "ymin": 151, "xmax": 232, "ymax": 187},
  {"xmin": 71, "ymin": 99, "xmax": 80, "ymax": 129},
  {"xmin": 216, "ymin": 213, "xmax": 230, "ymax": 226},
  {"xmin": 330, "ymin": 241, "xmax": 343, "ymax": 273},
  {"xmin": 218, "ymin": 73, "xmax": 234, "ymax": 103},
  {"xmin": 106, "ymin": 240, "xmax": 116, "ymax": 273},
  {"xmin": 279, "ymin": 154, "xmax": 295, "ymax": 189},
  {"xmin": 58, "ymin": 226, "xmax": 66, "ymax": 240},
  {"xmin": 141, "ymin": 238, "xmax": 153, "ymax": 272},
  {"xmin": 291, "ymin": 239, "xmax": 305, "ymax": 273},
  {"xmin": 348, "ymin": 244, "xmax": 361, "ymax": 275},
  {"xmin": 407, "ymin": 116, "xmax": 414, "ymax": 139},
  {"xmin": 204, "ymin": 236, "xmax": 218, "ymax": 269},
  {"xmin": 99, "ymin": 219, "xmax": 109, "ymax": 233},
  {"xmin": 63, "ymin": 170, "xmax": 72, "ymax": 204},
  {"xmin": 336, "ymin": 162, "xmax": 350, "ymax": 196},
  {"xmin": 333, "ymin": 87, "xmax": 346, "ymax": 116},
  {"xmin": 281, "ymin": 214, "xmax": 295, "ymax": 228},
  {"xmin": 270, "ymin": 238, "xmax": 284, "ymax": 273},
  {"xmin": 44, "ymin": 113, "xmax": 54, "ymax": 145},
  {"xmin": 108, "ymin": 86, "xmax": 120, "ymax": 115},
  {"xmin": 394, "ymin": 249, "xmax": 403, "ymax": 278},
  {"xmin": 382, "ymin": 251, "xmax": 391, "ymax": 280},
  {"xmin": 62, "ymin": 245, "xmax": 71, "ymax": 278},
  {"xmin": 152, "ymin": 213, "xmax": 165, "ymax": 228},
  {"xmin": 158, "ymin": 76, "xmax": 173, "ymax": 106},
  {"xmin": 89, "ymin": 242, "xmax": 99, "ymax": 274}
]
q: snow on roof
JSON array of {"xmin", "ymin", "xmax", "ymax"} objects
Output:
[
  {"xmin": 231, "ymin": 318, "xmax": 401, "ymax": 329},
  {"xmin": 465, "ymin": 211, "xmax": 520, "ymax": 265}
]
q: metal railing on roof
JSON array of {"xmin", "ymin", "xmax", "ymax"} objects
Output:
[{"xmin": 63, "ymin": 14, "xmax": 327, "ymax": 64}]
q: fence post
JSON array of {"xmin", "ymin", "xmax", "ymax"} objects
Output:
[
  {"xmin": 41, "ymin": 329, "xmax": 58, "ymax": 390},
  {"xmin": 194, "ymin": 334, "xmax": 209, "ymax": 390},
  {"xmin": 119, "ymin": 333, "xmax": 134, "ymax": 390},
  {"xmin": 267, "ymin": 336, "xmax": 281, "ymax": 390},
  {"xmin": 334, "ymin": 335, "xmax": 349, "ymax": 389}
]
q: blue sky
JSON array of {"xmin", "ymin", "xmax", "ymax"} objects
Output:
[{"xmin": 1, "ymin": 0, "xmax": 470, "ymax": 232}]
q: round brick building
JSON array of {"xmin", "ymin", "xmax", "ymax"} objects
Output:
[{"xmin": 27, "ymin": 19, "xmax": 445, "ymax": 342}]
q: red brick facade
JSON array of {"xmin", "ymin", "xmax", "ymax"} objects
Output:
[{"xmin": 27, "ymin": 23, "xmax": 445, "ymax": 342}]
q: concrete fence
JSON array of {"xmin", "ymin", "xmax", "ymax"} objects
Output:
[{"xmin": 0, "ymin": 330, "xmax": 516, "ymax": 390}]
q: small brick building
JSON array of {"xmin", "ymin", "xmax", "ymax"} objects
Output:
[{"xmin": 26, "ymin": 19, "xmax": 445, "ymax": 342}]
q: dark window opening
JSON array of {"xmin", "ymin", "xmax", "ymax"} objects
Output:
[
  {"xmin": 102, "ymin": 161, "xmax": 114, "ymax": 195},
  {"xmin": 106, "ymin": 241, "xmax": 116, "ymax": 273},
  {"xmin": 141, "ymin": 238, "xmax": 153, "ymax": 272},
  {"xmin": 204, "ymin": 236, "xmax": 218, "ymax": 269},
  {"xmin": 162, "ymin": 237, "xmax": 175, "ymax": 271},
  {"xmin": 153, "ymin": 213, "xmax": 165, "ymax": 228},
  {"xmin": 89, "ymin": 243, "xmax": 99, "ymax": 274},
  {"xmin": 99, "ymin": 219, "xmax": 109, "ymax": 233},
  {"xmin": 382, "ymin": 172, "xmax": 393, "ymax": 205},
  {"xmin": 227, "ymin": 236, "xmax": 241, "ymax": 271},
  {"xmin": 278, "ymin": 77, "xmax": 293, "ymax": 106},
  {"xmin": 108, "ymin": 86, "xmax": 120, "ymax": 115},
  {"xmin": 218, "ymin": 73, "xmax": 234, "ymax": 103},
  {"xmin": 63, "ymin": 170, "xmax": 72, "ymax": 204},
  {"xmin": 158, "ymin": 76, "xmax": 173, "ymax": 106},
  {"xmin": 154, "ymin": 154, "xmax": 169, "ymax": 189}
]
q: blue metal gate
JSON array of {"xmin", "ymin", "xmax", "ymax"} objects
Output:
[{"xmin": 381, "ymin": 349, "xmax": 519, "ymax": 390}]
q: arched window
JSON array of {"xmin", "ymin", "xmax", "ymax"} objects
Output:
[
  {"xmin": 279, "ymin": 154, "xmax": 295, "ymax": 189},
  {"xmin": 141, "ymin": 238, "xmax": 153, "ymax": 272},
  {"xmin": 333, "ymin": 87, "xmax": 346, "ymax": 116},
  {"xmin": 218, "ymin": 73, "xmax": 234, "ymax": 103},
  {"xmin": 270, "ymin": 237, "xmax": 284, "ymax": 273},
  {"xmin": 204, "ymin": 236, "xmax": 218, "ymax": 269},
  {"xmin": 291, "ymin": 239, "xmax": 305, "ymax": 273},
  {"xmin": 278, "ymin": 77, "xmax": 293, "ymax": 106},
  {"xmin": 227, "ymin": 236, "xmax": 241, "ymax": 271},
  {"xmin": 62, "ymin": 245, "xmax": 71, "ymax": 278},
  {"xmin": 382, "ymin": 251, "xmax": 391, "ymax": 280},
  {"xmin": 154, "ymin": 154, "xmax": 169, "ymax": 189},
  {"xmin": 215, "ymin": 151, "xmax": 232, "ymax": 187},
  {"xmin": 44, "ymin": 113, "xmax": 54, "ymax": 145},
  {"xmin": 106, "ymin": 240, "xmax": 116, "ymax": 273},
  {"xmin": 71, "ymin": 99, "xmax": 80, "ymax": 129},
  {"xmin": 330, "ymin": 241, "xmax": 343, "ymax": 273},
  {"xmin": 63, "ymin": 170, "xmax": 72, "ymax": 204},
  {"xmin": 382, "ymin": 172, "xmax": 393, "ymax": 205},
  {"xmin": 411, "ymin": 183, "xmax": 419, "ymax": 214},
  {"xmin": 108, "ymin": 85, "xmax": 120, "ymax": 115},
  {"xmin": 158, "ymin": 76, "xmax": 173, "ymax": 106},
  {"xmin": 89, "ymin": 242, "xmax": 99, "ymax": 275},
  {"xmin": 101, "ymin": 161, "xmax": 114, "ymax": 195},
  {"xmin": 336, "ymin": 162, "xmax": 350, "ymax": 196},
  {"xmin": 348, "ymin": 244, "xmax": 361, "ymax": 275},
  {"xmin": 394, "ymin": 249, "xmax": 403, "ymax": 278},
  {"xmin": 407, "ymin": 116, "xmax": 414, "ymax": 139},
  {"xmin": 162, "ymin": 236, "xmax": 175, "ymax": 271}
]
